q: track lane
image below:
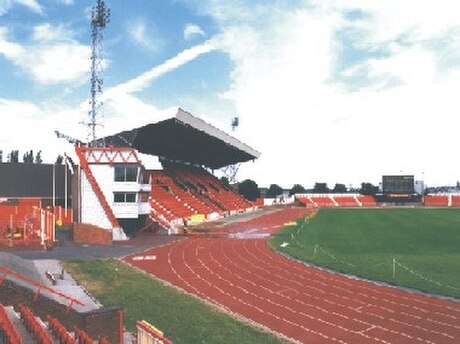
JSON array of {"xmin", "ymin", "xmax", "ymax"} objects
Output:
[{"xmin": 124, "ymin": 207, "xmax": 460, "ymax": 344}]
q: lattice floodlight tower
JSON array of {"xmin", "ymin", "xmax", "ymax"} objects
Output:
[{"xmin": 86, "ymin": 0, "xmax": 110, "ymax": 146}]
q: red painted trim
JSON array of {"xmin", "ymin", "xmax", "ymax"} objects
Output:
[
  {"xmin": 0, "ymin": 304, "xmax": 23, "ymax": 344},
  {"xmin": 75, "ymin": 145, "xmax": 121, "ymax": 230},
  {"xmin": 118, "ymin": 309, "xmax": 124, "ymax": 344},
  {"xmin": 78, "ymin": 146, "xmax": 141, "ymax": 165}
]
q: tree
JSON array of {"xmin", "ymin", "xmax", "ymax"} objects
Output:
[
  {"xmin": 289, "ymin": 184, "xmax": 306, "ymax": 196},
  {"xmin": 7, "ymin": 150, "xmax": 19, "ymax": 163},
  {"xmin": 23, "ymin": 150, "xmax": 34, "ymax": 163},
  {"xmin": 0, "ymin": 150, "xmax": 3, "ymax": 163},
  {"xmin": 312, "ymin": 182, "xmax": 330, "ymax": 193},
  {"xmin": 360, "ymin": 182, "xmax": 379, "ymax": 195},
  {"xmin": 266, "ymin": 184, "xmax": 283, "ymax": 198},
  {"xmin": 332, "ymin": 183, "xmax": 348, "ymax": 193},
  {"xmin": 237, "ymin": 179, "xmax": 260, "ymax": 201},
  {"xmin": 55, "ymin": 154, "xmax": 64, "ymax": 164},
  {"xmin": 35, "ymin": 150, "xmax": 42, "ymax": 164}
]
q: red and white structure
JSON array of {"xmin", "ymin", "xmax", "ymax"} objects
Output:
[{"xmin": 75, "ymin": 146, "xmax": 151, "ymax": 240}]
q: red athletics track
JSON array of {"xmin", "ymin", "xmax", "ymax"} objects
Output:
[{"xmin": 124, "ymin": 207, "xmax": 460, "ymax": 344}]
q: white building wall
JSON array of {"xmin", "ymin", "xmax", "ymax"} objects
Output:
[
  {"xmin": 80, "ymin": 170, "xmax": 112, "ymax": 230},
  {"xmin": 89, "ymin": 164, "xmax": 148, "ymax": 219}
]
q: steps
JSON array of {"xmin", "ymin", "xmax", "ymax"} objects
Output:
[{"xmin": 4, "ymin": 306, "xmax": 34, "ymax": 344}]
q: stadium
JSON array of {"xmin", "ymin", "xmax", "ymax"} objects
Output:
[
  {"xmin": 1, "ymin": 1, "xmax": 460, "ymax": 344},
  {"xmin": 1, "ymin": 103, "xmax": 460, "ymax": 343}
]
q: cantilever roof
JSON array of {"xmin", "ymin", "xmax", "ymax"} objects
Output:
[{"xmin": 99, "ymin": 108, "xmax": 260, "ymax": 169}]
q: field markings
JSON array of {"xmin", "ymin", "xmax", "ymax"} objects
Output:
[{"xmin": 125, "ymin": 207, "xmax": 460, "ymax": 344}]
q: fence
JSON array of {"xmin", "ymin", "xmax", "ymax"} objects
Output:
[
  {"xmin": 136, "ymin": 320, "xmax": 173, "ymax": 344},
  {"xmin": 0, "ymin": 199, "xmax": 60, "ymax": 246}
]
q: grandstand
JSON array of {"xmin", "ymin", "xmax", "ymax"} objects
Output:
[
  {"xmin": 71, "ymin": 108, "xmax": 260, "ymax": 241},
  {"xmin": 0, "ymin": 108, "xmax": 259, "ymax": 245},
  {"xmin": 295, "ymin": 192, "xmax": 460, "ymax": 208},
  {"xmin": 424, "ymin": 194, "xmax": 449, "ymax": 207},
  {"xmin": 424, "ymin": 193, "xmax": 460, "ymax": 207},
  {"xmin": 295, "ymin": 194, "xmax": 378, "ymax": 208}
]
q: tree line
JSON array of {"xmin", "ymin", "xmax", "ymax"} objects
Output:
[
  {"xmin": 223, "ymin": 177, "xmax": 380, "ymax": 202},
  {"xmin": 0, "ymin": 150, "xmax": 42, "ymax": 163},
  {"xmin": 0, "ymin": 150, "xmax": 75, "ymax": 166}
]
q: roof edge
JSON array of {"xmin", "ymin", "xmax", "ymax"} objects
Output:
[{"xmin": 175, "ymin": 108, "xmax": 261, "ymax": 160}]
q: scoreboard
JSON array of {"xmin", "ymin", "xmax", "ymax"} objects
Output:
[{"xmin": 382, "ymin": 175, "xmax": 414, "ymax": 195}]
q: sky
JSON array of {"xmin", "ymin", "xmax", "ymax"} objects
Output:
[{"xmin": 1, "ymin": 0, "xmax": 460, "ymax": 189}]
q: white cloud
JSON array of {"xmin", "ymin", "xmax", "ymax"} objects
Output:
[
  {"xmin": 108, "ymin": 40, "xmax": 216, "ymax": 96},
  {"xmin": 32, "ymin": 44, "xmax": 91, "ymax": 83},
  {"xmin": 0, "ymin": 94, "xmax": 178, "ymax": 166},
  {"xmin": 184, "ymin": 23, "xmax": 206, "ymax": 40},
  {"xmin": 32, "ymin": 23, "xmax": 69, "ymax": 41},
  {"xmin": 0, "ymin": 27, "xmax": 25, "ymax": 58},
  {"xmin": 0, "ymin": 24, "xmax": 90, "ymax": 84},
  {"xmin": 127, "ymin": 19, "xmax": 162, "ymax": 52},
  {"xmin": 2, "ymin": 0, "xmax": 460, "ymax": 189},
  {"xmin": 188, "ymin": 1, "xmax": 460, "ymax": 187},
  {"xmin": 0, "ymin": 35, "xmax": 218, "ymax": 164},
  {"xmin": 56, "ymin": 0, "xmax": 74, "ymax": 5},
  {"xmin": 17, "ymin": 0, "xmax": 42, "ymax": 13},
  {"xmin": 0, "ymin": 0, "xmax": 43, "ymax": 15},
  {"xmin": 332, "ymin": 0, "xmax": 460, "ymax": 47},
  {"xmin": 0, "ymin": 98, "xmax": 85, "ymax": 163}
]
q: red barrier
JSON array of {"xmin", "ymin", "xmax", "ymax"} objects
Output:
[
  {"xmin": 18, "ymin": 304, "xmax": 53, "ymax": 344},
  {"xmin": 0, "ymin": 200, "xmax": 60, "ymax": 246},
  {"xmin": 74, "ymin": 326, "xmax": 93, "ymax": 344},
  {"xmin": 0, "ymin": 267, "xmax": 84, "ymax": 310},
  {"xmin": 0, "ymin": 303, "xmax": 23, "ymax": 344},
  {"xmin": 47, "ymin": 315, "xmax": 76, "ymax": 344}
]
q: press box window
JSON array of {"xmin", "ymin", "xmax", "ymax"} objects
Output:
[
  {"xmin": 114, "ymin": 166, "xmax": 138, "ymax": 182},
  {"xmin": 114, "ymin": 193, "xmax": 137, "ymax": 203}
]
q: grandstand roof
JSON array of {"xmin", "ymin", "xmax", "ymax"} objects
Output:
[{"xmin": 99, "ymin": 108, "xmax": 261, "ymax": 169}]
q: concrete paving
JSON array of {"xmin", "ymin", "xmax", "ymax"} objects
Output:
[
  {"xmin": 12, "ymin": 233, "xmax": 181, "ymax": 260},
  {"xmin": 33, "ymin": 259, "xmax": 101, "ymax": 312},
  {"xmin": 0, "ymin": 252, "xmax": 43, "ymax": 282}
]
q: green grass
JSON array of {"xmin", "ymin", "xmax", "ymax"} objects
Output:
[
  {"xmin": 269, "ymin": 208, "xmax": 460, "ymax": 299},
  {"xmin": 64, "ymin": 259, "xmax": 285, "ymax": 344}
]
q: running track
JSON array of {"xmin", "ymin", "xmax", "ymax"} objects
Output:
[{"xmin": 124, "ymin": 207, "xmax": 460, "ymax": 343}]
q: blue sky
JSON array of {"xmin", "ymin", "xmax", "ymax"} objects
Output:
[{"xmin": 1, "ymin": 0, "xmax": 460, "ymax": 188}]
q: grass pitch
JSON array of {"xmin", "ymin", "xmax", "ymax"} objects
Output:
[
  {"xmin": 64, "ymin": 259, "xmax": 284, "ymax": 344},
  {"xmin": 269, "ymin": 208, "xmax": 460, "ymax": 299}
]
